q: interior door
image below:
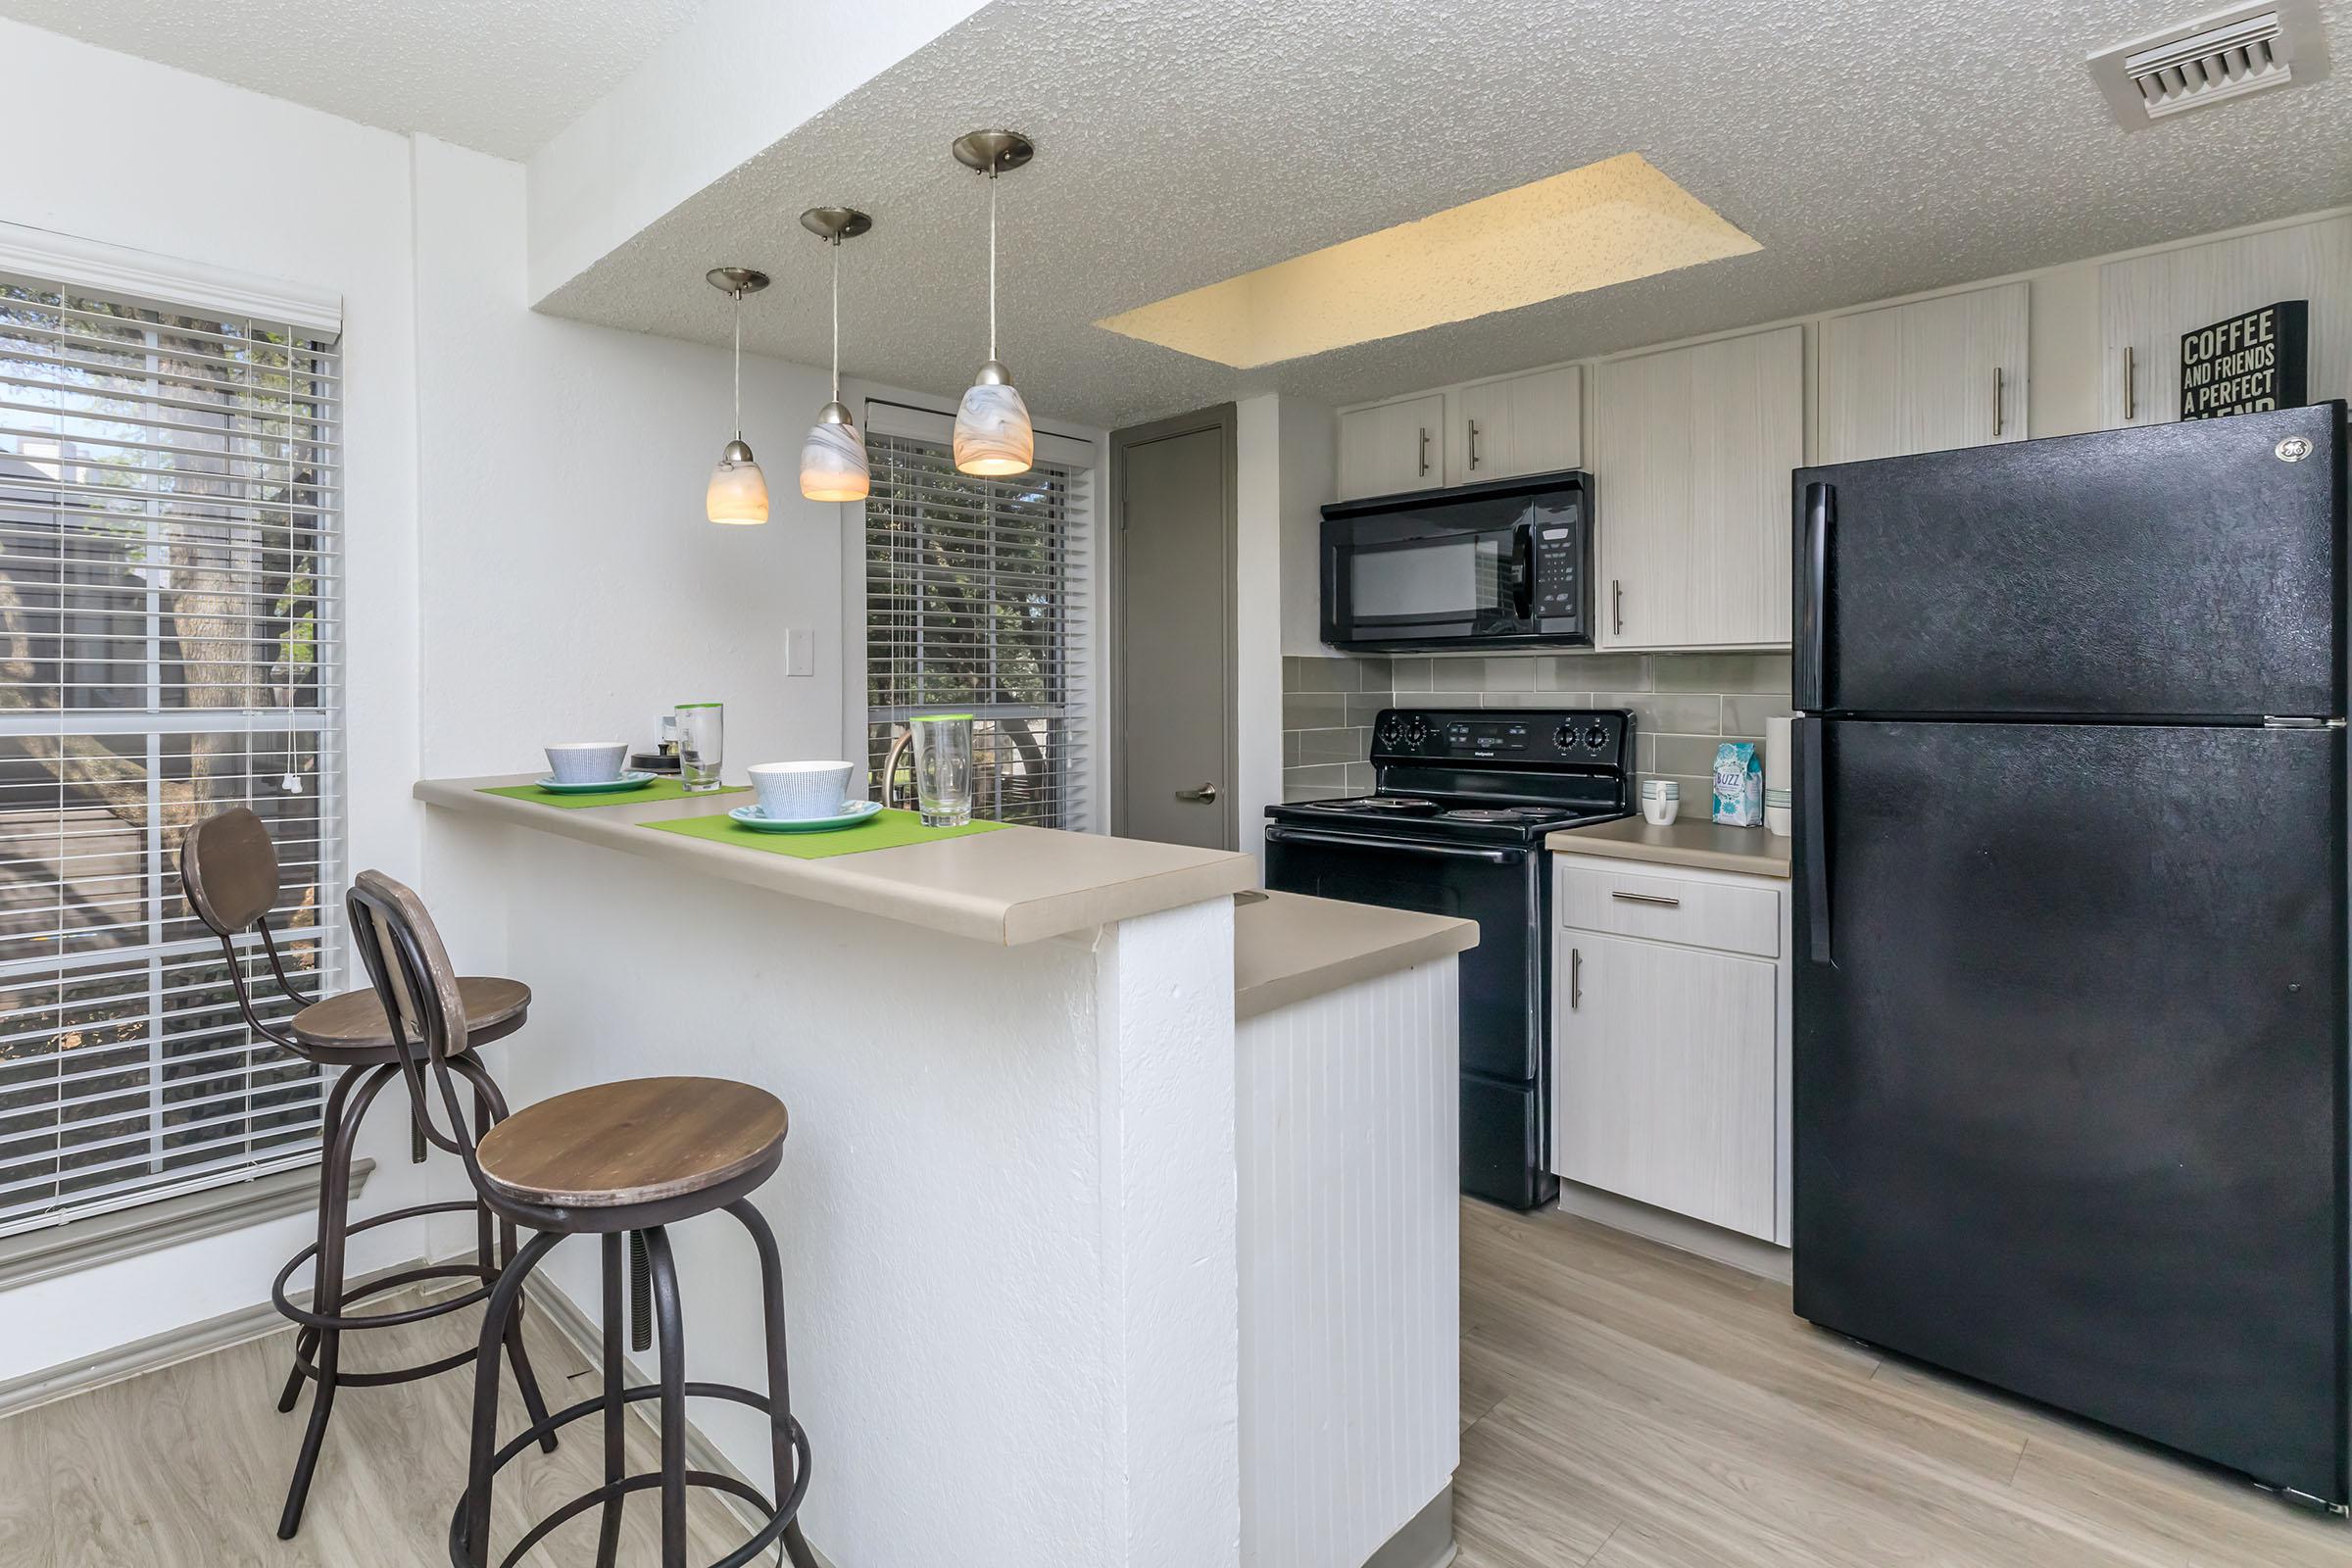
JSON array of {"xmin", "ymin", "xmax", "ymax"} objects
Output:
[
  {"xmin": 1793, "ymin": 716, "xmax": 2347, "ymax": 1500},
  {"xmin": 1115, "ymin": 407, "xmax": 1237, "ymax": 849}
]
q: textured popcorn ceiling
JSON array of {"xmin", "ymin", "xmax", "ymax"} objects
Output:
[
  {"xmin": 0, "ymin": 0, "xmax": 707, "ymax": 159},
  {"xmin": 1095, "ymin": 154, "xmax": 1761, "ymax": 368},
  {"xmin": 536, "ymin": 0, "xmax": 2352, "ymax": 428}
]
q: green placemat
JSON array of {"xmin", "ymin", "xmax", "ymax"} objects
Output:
[
  {"xmin": 638, "ymin": 807, "xmax": 1010, "ymax": 858},
  {"xmin": 479, "ymin": 778, "xmax": 749, "ymax": 809}
]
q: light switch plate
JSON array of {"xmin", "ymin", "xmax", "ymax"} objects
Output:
[{"xmin": 785, "ymin": 628, "xmax": 814, "ymax": 677}]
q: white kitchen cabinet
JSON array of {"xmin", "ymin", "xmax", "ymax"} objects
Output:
[
  {"xmin": 1451, "ymin": 365, "xmax": 1583, "ymax": 482},
  {"xmin": 1592, "ymin": 323, "xmax": 1802, "ymax": 650},
  {"xmin": 2101, "ymin": 214, "xmax": 2352, "ymax": 427},
  {"xmin": 1819, "ymin": 282, "xmax": 2029, "ymax": 463},
  {"xmin": 1335, "ymin": 393, "xmax": 1446, "ymax": 500},
  {"xmin": 1553, "ymin": 858, "xmax": 1789, "ymax": 1245}
]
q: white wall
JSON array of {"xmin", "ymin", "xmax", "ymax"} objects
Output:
[
  {"xmin": 0, "ymin": 19, "xmax": 432, "ymax": 1379},
  {"xmin": 1234, "ymin": 396, "xmax": 1283, "ymax": 860}
]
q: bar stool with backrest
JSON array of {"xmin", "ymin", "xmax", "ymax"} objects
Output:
[
  {"xmin": 178, "ymin": 808, "xmax": 558, "ymax": 1539},
  {"xmin": 345, "ymin": 868, "xmax": 818, "ymax": 1568}
]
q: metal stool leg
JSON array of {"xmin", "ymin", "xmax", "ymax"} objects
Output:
[
  {"xmin": 594, "ymin": 1231, "xmax": 626, "ymax": 1568},
  {"xmin": 453, "ymin": 1059, "xmax": 558, "ymax": 1456},
  {"xmin": 643, "ymin": 1226, "xmax": 689, "ymax": 1568},
  {"xmin": 729, "ymin": 1198, "xmax": 820, "ymax": 1568},
  {"xmin": 278, "ymin": 1062, "xmax": 398, "ymax": 1539},
  {"xmin": 461, "ymin": 1227, "xmax": 562, "ymax": 1568},
  {"xmin": 277, "ymin": 1062, "xmax": 367, "ymax": 1416}
]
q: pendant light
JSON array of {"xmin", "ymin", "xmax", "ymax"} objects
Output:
[
  {"xmin": 705, "ymin": 266, "xmax": 771, "ymax": 524},
  {"xmin": 950, "ymin": 129, "xmax": 1036, "ymax": 477},
  {"xmin": 798, "ymin": 206, "xmax": 874, "ymax": 503}
]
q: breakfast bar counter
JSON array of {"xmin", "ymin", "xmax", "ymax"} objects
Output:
[
  {"xmin": 417, "ymin": 773, "xmax": 1256, "ymax": 945},
  {"xmin": 415, "ymin": 777, "xmax": 1462, "ymax": 1568}
]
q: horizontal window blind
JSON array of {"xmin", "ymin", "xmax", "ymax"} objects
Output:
[
  {"xmin": 863, "ymin": 430, "xmax": 1092, "ymax": 830},
  {"xmin": 0, "ymin": 264, "xmax": 342, "ymax": 1237}
]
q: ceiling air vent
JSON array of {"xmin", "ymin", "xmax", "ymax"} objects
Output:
[{"xmin": 2087, "ymin": 0, "xmax": 2331, "ymax": 128}]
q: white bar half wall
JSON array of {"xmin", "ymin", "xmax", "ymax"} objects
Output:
[
  {"xmin": 1239, "ymin": 960, "xmax": 1460, "ymax": 1568},
  {"xmin": 479, "ymin": 829, "xmax": 1239, "ymax": 1567}
]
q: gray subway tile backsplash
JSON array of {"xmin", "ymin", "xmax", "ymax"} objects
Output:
[{"xmin": 1279, "ymin": 649, "xmax": 1789, "ymax": 808}]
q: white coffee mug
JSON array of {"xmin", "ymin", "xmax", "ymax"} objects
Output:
[{"xmin": 1642, "ymin": 793, "xmax": 1680, "ymax": 826}]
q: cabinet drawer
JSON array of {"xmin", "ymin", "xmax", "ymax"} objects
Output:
[{"xmin": 1558, "ymin": 863, "xmax": 1780, "ymax": 958}]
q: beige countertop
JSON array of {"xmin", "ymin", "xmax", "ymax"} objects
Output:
[
  {"xmin": 417, "ymin": 775, "xmax": 1256, "ymax": 948},
  {"xmin": 1232, "ymin": 889, "xmax": 1479, "ymax": 1022},
  {"xmin": 1545, "ymin": 814, "xmax": 1791, "ymax": 879}
]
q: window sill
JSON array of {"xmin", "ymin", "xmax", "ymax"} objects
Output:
[{"xmin": 0, "ymin": 1158, "xmax": 369, "ymax": 1292}]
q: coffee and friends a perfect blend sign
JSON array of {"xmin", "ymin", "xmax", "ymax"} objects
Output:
[{"xmin": 2180, "ymin": 301, "xmax": 2309, "ymax": 419}]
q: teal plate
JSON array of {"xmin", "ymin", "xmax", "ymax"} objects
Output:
[
  {"xmin": 728, "ymin": 800, "xmax": 885, "ymax": 833},
  {"xmin": 532, "ymin": 770, "xmax": 658, "ymax": 794}
]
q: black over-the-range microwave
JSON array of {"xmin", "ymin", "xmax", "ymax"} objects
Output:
[{"xmin": 1319, "ymin": 468, "xmax": 1593, "ymax": 651}]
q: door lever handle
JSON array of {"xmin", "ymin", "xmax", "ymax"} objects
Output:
[{"xmin": 1176, "ymin": 783, "xmax": 1219, "ymax": 804}]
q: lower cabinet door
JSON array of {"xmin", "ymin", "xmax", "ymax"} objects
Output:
[{"xmin": 1555, "ymin": 931, "xmax": 1778, "ymax": 1239}]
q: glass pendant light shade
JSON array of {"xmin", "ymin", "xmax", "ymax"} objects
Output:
[
  {"xmin": 708, "ymin": 438, "xmax": 770, "ymax": 524},
  {"xmin": 798, "ymin": 208, "xmax": 874, "ymax": 503},
  {"xmin": 801, "ymin": 403, "xmax": 869, "ymax": 502},
  {"xmin": 951, "ymin": 131, "xmax": 1037, "ymax": 478},
  {"xmin": 705, "ymin": 266, "xmax": 770, "ymax": 524},
  {"xmin": 954, "ymin": 361, "xmax": 1034, "ymax": 475}
]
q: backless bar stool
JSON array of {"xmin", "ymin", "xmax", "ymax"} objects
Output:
[
  {"xmin": 179, "ymin": 809, "xmax": 557, "ymax": 1538},
  {"xmin": 346, "ymin": 869, "xmax": 818, "ymax": 1568}
]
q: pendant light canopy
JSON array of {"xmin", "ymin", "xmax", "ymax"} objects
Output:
[
  {"xmin": 798, "ymin": 206, "xmax": 874, "ymax": 504},
  {"xmin": 706, "ymin": 266, "xmax": 771, "ymax": 525},
  {"xmin": 951, "ymin": 129, "xmax": 1036, "ymax": 477}
]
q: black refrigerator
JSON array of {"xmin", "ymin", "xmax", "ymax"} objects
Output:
[{"xmin": 1790, "ymin": 401, "xmax": 2351, "ymax": 1510}]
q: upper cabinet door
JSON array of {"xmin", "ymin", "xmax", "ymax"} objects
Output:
[
  {"xmin": 1335, "ymin": 393, "xmax": 1446, "ymax": 501},
  {"xmin": 2101, "ymin": 215, "xmax": 2352, "ymax": 428},
  {"xmin": 1453, "ymin": 365, "xmax": 1584, "ymax": 482},
  {"xmin": 1819, "ymin": 282, "xmax": 2029, "ymax": 464},
  {"xmin": 1593, "ymin": 324, "xmax": 1803, "ymax": 650}
]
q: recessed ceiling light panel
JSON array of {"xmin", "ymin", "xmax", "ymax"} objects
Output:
[{"xmin": 1094, "ymin": 152, "xmax": 1760, "ymax": 368}]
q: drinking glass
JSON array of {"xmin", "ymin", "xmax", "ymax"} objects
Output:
[
  {"xmin": 911, "ymin": 713, "xmax": 975, "ymax": 827},
  {"xmin": 676, "ymin": 702, "xmax": 724, "ymax": 793}
]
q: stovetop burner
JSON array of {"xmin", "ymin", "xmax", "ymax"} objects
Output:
[
  {"xmin": 1443, "ymin": 807, "xmax": 1573, "ymax": 823},
  {"xmin": 1298, "ymin": 796, "xmax": 1440, "ymax": 814}
]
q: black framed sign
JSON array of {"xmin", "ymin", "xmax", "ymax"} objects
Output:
[{"xmin": 2180, "ymin": 300, "xmax": 2308, "ymax": 419}]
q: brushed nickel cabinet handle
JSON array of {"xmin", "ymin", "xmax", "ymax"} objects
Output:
[
  {"xmin": 1570, "ymin": 946, "xmax": 1582, "ymax": 1008},
  {"xmin": 1175, "ymin": 783, "xmax": 1219, "ymax": 804},
  {"xmin": 2124, "ymin": 347, "xmax": 2135, "ymax": 421},
  {"xmin": 1610, "ymin": 890, "xmax": 1681, "ymax": 907},
  {"xmin": 1417, "ymin": 426, "xmax": 1431, "ymax": 477},
  {"xmin": 1611, "ymin": 579, "xmax": 1624, "ymax": 636},
  {"xmin": 1467, "ymin": 418, "xmax": 1482, "ymax": 471},
  {"xmin": 1992, "ymin": 367, "xmax": 2004, "ymax": 438}
]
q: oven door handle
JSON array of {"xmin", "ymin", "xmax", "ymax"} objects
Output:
[{"xmin": 1266, "ymin": 826, "xmax": 1525, "ymax": 865}]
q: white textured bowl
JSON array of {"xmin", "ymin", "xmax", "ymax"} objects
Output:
[
  {"xmin": 749, "ymin": 760, "xmax": 857, "ymax": 821},
  {"xmin": 545, "ymin": 742, "xmax": 627, "ymax": 784}
]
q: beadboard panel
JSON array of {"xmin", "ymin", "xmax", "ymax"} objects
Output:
[{"xmin": 1238, "ymin": 960, "xmax": 1459, "ymax": 1568}]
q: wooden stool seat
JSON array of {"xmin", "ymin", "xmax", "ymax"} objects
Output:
[
  {"xmin": 290, "ymin": 977, "xmax": 531, "ymax": 1063},
  {"xmin": 473, "ymin": 1076, "xmax": 788, "ymax": 1210}
]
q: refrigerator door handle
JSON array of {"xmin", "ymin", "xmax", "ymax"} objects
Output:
[
  {"xmin": 1799, "ymin": 716, "xmax": 1831, "ymax": 965},
  {"xmin": 1796, "ymin": 482, "xmax": 1832, "ymax": 710}
]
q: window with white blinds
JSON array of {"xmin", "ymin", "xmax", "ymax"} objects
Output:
[
  {"xmin": 0, "ymin": 262, "xmax": 342, "ymax": 1237},
  {"xmin": 863, "ymin": 420, "xmax": 1094, "ymax": 830}
]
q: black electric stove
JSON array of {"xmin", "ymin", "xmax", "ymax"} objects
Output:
[{"xmin": 1263, "ymin": 707, "xmax": 1636, "ymax": 1208}]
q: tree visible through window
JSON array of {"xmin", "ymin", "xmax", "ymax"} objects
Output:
[
  {"xmin": 0, "ymin": 267, "xmax": 341, "ymax": 1234},
  {"xmin": 864, "ymin": 431, "xmax": 1091, "ymax": 828}
]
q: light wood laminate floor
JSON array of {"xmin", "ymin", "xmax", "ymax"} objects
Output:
[
  {"xmin": 1453, "ymin": 1200, "xmax": 2351, "ymax": 1568},
  {"xmin": 0, "ymin": 1286, "xmax": 772, "ymax": 1568},
  {"xmin": 3, "ymin": 1209, "xmax": 2347, "ymax": 1567}
]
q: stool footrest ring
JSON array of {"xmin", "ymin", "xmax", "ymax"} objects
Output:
[
  {"xmin": 449, "ymin": 1381, "xmax": 809, "ymax": 1568},
  {"xmin": 270, "ymin": 1199, "xmax": 512, "ymax": 1332}
]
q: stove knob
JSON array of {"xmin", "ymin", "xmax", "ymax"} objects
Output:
[
  {"xmin": 1584, "ymin": 722, "xmax": 1609, "ymax": 750},
  {"xmin": 1376, "ymin": 714, "xmax": 1403, "ymax": 748},
  {"xmin": 1403, "ymin": 715, "xmax": 1430, "ymax": 747},
  {"xmin": 1552, "ymin": 722, "xmax": 1579, "ymax": 753}
]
